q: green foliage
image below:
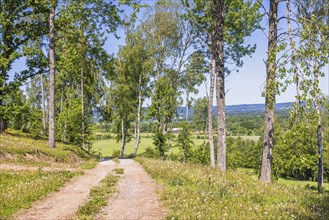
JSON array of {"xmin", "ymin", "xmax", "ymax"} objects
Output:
[
  {"xmin": 0, "ymin": 0, "xmax": 48, "ymax": 133},
  {"xmin": 0, "ymin": 170, "xmax": 78, "ymax": 218},
  {"xmin": 192, "ymin": 97, "xmax": 208, "ymax": 133},
  {"xmin": 77, "ymin": 174, "xmax": 120, "ymax": 219},
  {"xmin": 176, "ymin": 122, "xmax": 193, "ymax": 162},
  {"xmin": 112, "ymin": 149, "xmax": 121, "ymax": 159},
  {"xmin": 137, "ymin": 158, "xmax": 329, "ymax": 219},
  {"xmin": 153, "ymin": 131, "xmax": 168, "ymax": 158}
]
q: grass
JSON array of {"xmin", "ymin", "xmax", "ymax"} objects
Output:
[
  {"xmin": 136, "ymin": 158, "xmax": 329, "ymax": 219},
  {"xmin": 0, "ymin": 129, "xmax": 97, "ymax": 169},
  {"xmin": 277, "ymin": 178, "xmax": 329, "ymax": 190},
  {"xmin": 0, "ymin": 169, "xmax": 79, "ymax": 218},
  {"xmin": 92, "ymin": 135, "xmax": 207, "ymax": 157},
  {"xmin": 237, "ymin": 168, "xmax": 329, "ymax": 190},
  {"xmin": 231, "ymin": 135, "xmax": 260, "ymax": 141},
  {"xmin": 77, "ymin": 174, "xmax": 120, "ymax": 219},
  {"xmin": 113, "ymin": 168, "xmax": 124, "ymax": 174}
]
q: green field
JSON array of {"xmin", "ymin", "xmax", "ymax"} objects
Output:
[
  {"xmin": 231, "ymin": 135, "xmax": 260, "ymax": 141},
  {"xmin": 92, "ymin": 135, "xmax": 208, "ymax": 157},
  {"xmin": 277, "ymin": 178, "xmax": 329, "ymax": 190}
]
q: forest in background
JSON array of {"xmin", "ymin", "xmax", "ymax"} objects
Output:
[{"xmin": 1, "ymin": 0, "xmax": 328, "ymax": 192}]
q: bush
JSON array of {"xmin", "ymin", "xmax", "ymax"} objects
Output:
[
  {"xmin": 112, "ymin": 150, "xmax": 121, "ymax": 158},
  {"xmin": 141, "ymin": 147, "xmax": 160, "ymax": 158}
]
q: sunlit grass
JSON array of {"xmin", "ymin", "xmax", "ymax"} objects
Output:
[
  {"xmin": 91, "ymin": 135, "xmax": 207, "ymax": 157},
  {"xmin": 0, "ymin": 169, "xmax": 80, "ymax": 218},
  {"xmin": 277, "ymin": 178, "xmax": 329, "ymax": 190},
  {"xmin": 238, "ymin": 168, "xmax": 329, "ymax": 190},
  {"xmin": 0, "ymin": 129, "xmax": 97, "ymax": 168},
  {"xmin": 231, "ymin": 135, "xmax": 260, "ymax": 141},
  {"xmin": 136, "ymin": 158, "xmax": 329, "ymax": 219}
]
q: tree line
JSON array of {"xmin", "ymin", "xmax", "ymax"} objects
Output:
[{"xmin": 0, "ymin": 0, "xmax": 328, "ymax": 192}]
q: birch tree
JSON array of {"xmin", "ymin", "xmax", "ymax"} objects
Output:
[{"xmin": 183, "ymin": 0, "xmax": 262, "ymax": 170}]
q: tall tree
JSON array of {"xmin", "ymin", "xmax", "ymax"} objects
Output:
[
  {"xmin": 213, "ymin": 0, "xmax": 226, "ymax": 171},
  {"xmin": 48, "ymin": 0, "xmax": 56, "ymax": 148},
  {"xmin": 208, "ymin": 58, "xmax": 216, "ymax": 167},
  {"xmin": 294, "ymin": 0, "xmax": 329, "ymax": 191},
  {"xmin": 260, "ymin": 0, "xmax": 278, "ymax": 182},
  {"xmin": 183, "ymin": 0, "xmax": 261, "ymax": 170}
]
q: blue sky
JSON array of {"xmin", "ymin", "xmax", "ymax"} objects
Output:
[{"xmin": 9, "ymin": 0, "xmax": 329, "ymax": 106}]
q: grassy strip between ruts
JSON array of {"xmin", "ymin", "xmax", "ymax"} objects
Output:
[
  {"xmin": 76, "ymin": 174, "xmax": 121, "ymax": 219},
  {"xmin": 0, "ymin": 169, "xmax": 80, "ymax": 219},
  {"xmin": 136, "ymin": 157, "xmax": 329, "ymax": 219}
]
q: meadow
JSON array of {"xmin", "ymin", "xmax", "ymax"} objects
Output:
[
  {"xmin": 91, "ymin": 134, "xmax": 208, "ymax": 157},
  {"xmin": 136, "ymin": 158, "xmax": 329, "ymax": 219}
]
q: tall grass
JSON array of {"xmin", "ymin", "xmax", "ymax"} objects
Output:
[{"xmin": 137, "ymin": 158, "xmax": 329, "ymax": 219}]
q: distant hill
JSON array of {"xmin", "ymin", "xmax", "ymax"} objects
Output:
[
  {"xmin": 94, "ymin": 102, "xmax": 293, "ymax": 122},
  {"xmin": 177, "ymin": 102, "xmax": 293, "ymax": 117}
]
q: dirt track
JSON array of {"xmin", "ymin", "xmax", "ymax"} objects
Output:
[
  {"xmin": 14, "ymin": 160, "xmax": 117, "ymax": 220},
  {"xmin": 97, "ymin": 159, "xmax": 165, "ymax": 220},
  {"xmin": 12, "ymin": 159, "xmax": 165, "ymax": 220}
]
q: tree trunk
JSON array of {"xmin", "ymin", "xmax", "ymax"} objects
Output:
[
  {"xmin": 185, "ymin": 92, "xmax": 189, "ymax": 122},
  {"xmin": 0, "ymin": 86, "xmax": 6, "ymax": 132},
  {"xmin": 133, "ymin": 74, "xmax": 142, "ymax": 157},
  {"xmin": 313, "ymin": 59, "xmax": 323, "ymax": 193},
  {"xmin": 40, "ymin": 73, "xmax": 46, "ymax": 136},
  {"xmin": 317, "ymin": 114, "xmax": 323, "ymax": 192},
  {"xmin": 121, "ymin": 119, "xmax": 126, "ymax": 157},
  {"xmin": 286, "ymin": 0, "xmax": 300, "ymax": 120},
  {"xmin": 213, "ymin": 0, "xmax": 226, "ymax": 171},
  {"xmin": 81, "ymin": 68, "xmax": 85, "ymax": 150},
  {"xmin": 48, "ymin": 3, "xmax": 56, "ymax": 148},
  {"xmin": 208, "ymin": 57, "xmax": 216, "ymax": 168},
  {"xmin": 260, "ymin": 0, "xmax": 278, "ymax": 183}
]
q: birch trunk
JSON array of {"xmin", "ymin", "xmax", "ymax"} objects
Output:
[
  {"xmin": 81, "ymin": 68, "xmax": 85, "ymax": 150},
  {"xmin": 213, "ymin": 0, "xmax": 226, "ymax": 171},
  {"xmin": 133, "ymin": 74, "xmax": 142, "ymax": 156},
  {"xmin": 185, "ymin": 92, "xmax": 189, "ymax": 122},
  {"xmin": 313, "ymin": 60, "xmax": 323, "ymax": 192},
  {"xmin": 208, "ymin": 57, "xmax": 216, "ymax": 168},
  {"xmin": 121, "ymin": 119, "xmax": 126, "ymax": 157},
  {"xmin": 286, "ymin": 0, "xmax": 300, "ymax": 119},
  {"xmin": 260, "ymin": 0, "xmax": 278, "ymax": 182},
  {"xmin": 40, "ymin": 73, "xmax": 46, "ymax": 136},
  {"xmin": 48, "ymin": 3, "xmax": 56, "ymax": 148}
]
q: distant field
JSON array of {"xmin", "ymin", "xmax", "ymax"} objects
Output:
[
  {"xmin": 91, "ymin": 133, "xmax": 262, "ymax": 157},
  {"xmin": 237, "ymin": 168, "xmax": 329, "ymax": 190},
  {"xmin": 231, "ymin": 136, "xmax": 260, "ymax": 141},
  {"xmin": 277, "ymin": 178, "xmax": 329, "ymax": 190},
  {"xmin": 91, "ymin": 135, "xmax": 207, "ymax": 157}
]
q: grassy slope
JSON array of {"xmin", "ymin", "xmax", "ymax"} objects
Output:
[
  {"xmin": 0, "ymin": 129, "xmax": 96, "ymax": 167},
  {"xmin": 0, "ymin": 130, "xmax": 97, "ymax": 218},
  {"xmin": 137, "ymin": 158, "xmax": 329, "ymax": 219}
]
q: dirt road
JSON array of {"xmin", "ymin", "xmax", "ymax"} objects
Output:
[
  {"xmin": 97, "ymin": 159, "xmax": 165, "ymax": 220},
  {"xmin": 13, "ymin": 159, "xmax": 165, "ymax": 220},
  {"xmin": 14, "ymin": 160, "xmax": 117, "ymax": 220}
]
